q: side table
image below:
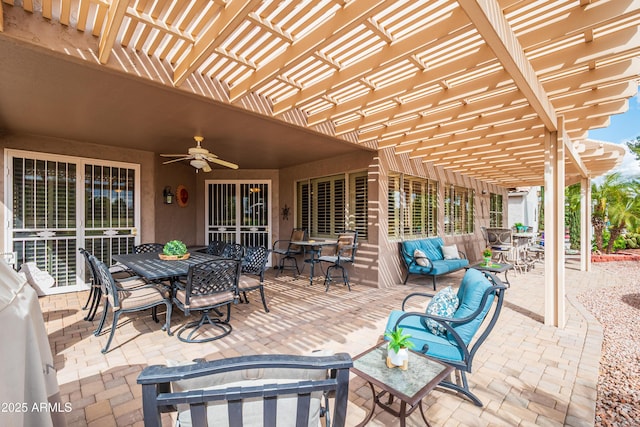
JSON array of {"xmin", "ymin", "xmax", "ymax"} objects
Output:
[
  {"xmin": 351, "ymin": 343, "xmax": 454, "ymax": 427},
  {"xmin": 467, "ymin": 262, "xmax": 513, "ymax": 287}
]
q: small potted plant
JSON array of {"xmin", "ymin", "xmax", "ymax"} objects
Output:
[
  {"xmin": 384, "ymin": 327, "xmax": 414, "ymax": 370},
  {"xmin": 159, "ymin": 240, "xmax": 190, "ymax": 260},
  {"xmin": 514, "ymin": 222, "xmax": 525, "ymax": 232},
  {"xmin": 482, "ymin": 248, "xmax": 492, "ymax": 266}
]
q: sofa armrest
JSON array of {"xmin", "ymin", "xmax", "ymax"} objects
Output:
[{"xmin": 400, "ymin": 292, "xmax": 436, "ymax": 311}]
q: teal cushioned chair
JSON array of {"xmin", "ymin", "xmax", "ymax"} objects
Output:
[{"xmin": 385, "ymin": 268, "xmax": 507, "ymax": 406}]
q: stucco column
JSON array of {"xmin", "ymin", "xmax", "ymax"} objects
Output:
[{"xmin": 543, "ymin": 124, "xmax": 566, "ymax": 327}]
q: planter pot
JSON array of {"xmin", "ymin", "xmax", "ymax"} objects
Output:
[
  {"xmin": 483, "ymin": 256, "xmax": 492, "ymax": 266},
  {"xmin": 386, "ymin": 346, "xmax": 409, "ymax": 370}
]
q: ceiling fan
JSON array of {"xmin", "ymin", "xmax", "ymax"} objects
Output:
[{"xmin": 160, "ymin": 136, "xmax": 239, "ymax": 172}]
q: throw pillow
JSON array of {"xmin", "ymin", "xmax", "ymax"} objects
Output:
[
  {"xmin": 413, "ymin": 249, "xmax": 429, "ymax": 266},
  {"xmin": 441, "ymin": 244, "xmax": 460, "ymax": 260},
  {"xmin": 422, "ymin": 286, "xmax": 459, "ymax": 336}
]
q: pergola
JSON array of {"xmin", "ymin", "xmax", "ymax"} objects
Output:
[{"xmin": 0, "ymin": 0, "xmax": 637, "ymax": 325}]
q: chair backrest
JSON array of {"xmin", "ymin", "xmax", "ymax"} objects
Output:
[
  {"xmin": 334, "ymin": 230, "xmax": 358, "ymax": 259},
  {"xmin": 182, "ymin": 259, "xmax": 240, "ymax": 308},
  {"xmin": 241, "ymin": 246, "xmax": 269, "ymax": 277},
  {"xmin": 220, "ymin": 243, "xmax": 244, "ymax": 261},
  {"xmin": 91, "ymin": 256, "xmax": 121, "ymax": 309},
  {"xmin": 134, "ymin": 243, "xmax": 165, "ymax": 254},
  {"xmin": 205, "ymin": 240, "xmax": 227, "ymax": 256},
  {"xmin": 486, "ymin": 228, "xmax": 512, "ymax": 247},
  {"xmin": 288, "ymin": 228, "xmax": 307, "ymax": 252},
  {"xmin": 79, "ymin": 248, "xmax": 98, "ymax": 285},
  {"xmin": 137, "ymin": 353, "xmax": 353, "ymax": 427}
]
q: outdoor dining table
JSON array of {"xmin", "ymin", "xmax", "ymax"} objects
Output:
[
  {"xmin": 112, "ymin": 251, "xmax": 219, "ymax": 284},
  {"xmin": 290, "ymin": 240, "xmax": 337, "ymax": 285}
]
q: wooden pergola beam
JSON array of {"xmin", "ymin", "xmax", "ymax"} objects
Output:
[
  {"xmin": 457, "ymin": 0, "xmax": 557, "ymax": 131},
  {"xmin": 98, "ymin": 0, "xmax": 129, "ymax": 64}
]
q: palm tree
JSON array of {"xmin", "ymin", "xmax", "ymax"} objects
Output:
[{"xmin": 591, "ymin": 174, "xmax": 640, "ymax": 253}]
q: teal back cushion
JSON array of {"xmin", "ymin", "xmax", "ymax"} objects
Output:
[
  {"xmin": 421, "ymin": 238, "xmax": 444, "ymax": 261},
  {"xmin": 449, "ymin": 268, "xmax": 495, "ymax": 344}
]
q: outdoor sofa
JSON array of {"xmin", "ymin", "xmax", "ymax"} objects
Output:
[{"xmin": 400, "ymin": 237, "xmax": 469, "ymax": 289}]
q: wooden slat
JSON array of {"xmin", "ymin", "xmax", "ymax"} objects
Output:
[
  {"xmin": 76, "ymin": 0, "xmax": 91, "ymax": 31},
  {"xmin": 173, "ymin": 0, "xmax": 262, "ymax": 86}
]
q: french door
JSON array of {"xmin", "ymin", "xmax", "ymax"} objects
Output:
[
  {"xmin": 6, "ymin": 150, "xmax": 140, "ymax": 294},
  {"xmin": 205, "ymin": 180, "xmax": 271, "ymax": 252}
]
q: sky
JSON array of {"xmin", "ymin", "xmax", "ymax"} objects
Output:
[{"xmin": 587, "ymin": 93, "xmax": 640, "ymax": 179}]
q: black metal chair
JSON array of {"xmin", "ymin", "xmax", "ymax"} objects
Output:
[
  {"xmin": 79, "ymin": 248, "xmax": 102, "ymax": 321},
  {"xmin": 272, "ymin": 228, "xmax": 307, "ymax": 276},
  {"xmin": 220, "ymin": 242, "xmax": 244, "ymax": 261},
  {"xmin": 319, "ymin": 230, "xmax": 358, "ymax": 292},
  {"xmin": 172, "ymin": 259, "xmax": 240, "ymax": 343},
  {"xmin": 238, "ymin": 246, "xmax": 270, "ymax": 312},
  {"xmin": 134, "ymin": 243, "xmax": 165, "ymax": 254},
  {"xmin": 137, "ymin": 352, "xmax": 352, "ymax": 427},
  {"xmin": 203, "ymin": 240, "xmax": 227, "ymax": 256},
  {"xmin": 80, "ymin": 248, "xmax": 138, "ymax": 321},
  {"xmin": 92, "ymin": 256, "xmax": 172, "ymax": 353}
]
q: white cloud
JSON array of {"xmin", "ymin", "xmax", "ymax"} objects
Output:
[{"xmin": 614, "ymin": 146, "xmax": 640, "ymax": 179}]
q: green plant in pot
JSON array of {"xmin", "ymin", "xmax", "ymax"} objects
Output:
[
  {"xmin": 514, "ymin": 222, "xmax": 525, "ymax": 232},
  {"xmin": 482, "ymin": 247, "xmax": 492, "ymax": 266},
  {"xmin": 384, "ymin": 327, "xmax": 414, "ymax": 370},
  {"xmin": 162, "ymin": 240, "xmax": 189, "ymax": 259}
]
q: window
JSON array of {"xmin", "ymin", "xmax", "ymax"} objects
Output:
[
  {"xmin": 444, "ymin": 186, "xmax": 474, "ymax": 235},
  {"xmin": 297, "ymin": 171, "xmax": 368, "ymax": 240},
  {"xmin": 489, "ymin": 193, "xmax": 503, "ymax": 227},
  {"xmin": 388, "ymin": 173, "xmax": 437, "ymax": 239}
]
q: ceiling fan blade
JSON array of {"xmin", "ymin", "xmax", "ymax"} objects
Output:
[
  {"xmin": 163, "ymin": 157, "xmax": 190, "ymax": 164},
  {"xmin": 160, "ymin": 154, "xmax": 189, "ymax": 157},
  {"xmin": 202, "ymin": 163, "xmax": 212, "ymax": 173},
  {"xmin": 209, "ymin": 157, "xmax": 239, "ymax": 169}
]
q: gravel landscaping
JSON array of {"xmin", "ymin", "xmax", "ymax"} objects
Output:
[{"xmin": 576, "ymin": 260, "xmax": 640, "ymax": 427}]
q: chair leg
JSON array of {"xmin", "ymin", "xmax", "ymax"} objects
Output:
[
  {"xmin": 163, "ymin": 302, "xmax": 172, "ymax": 336},
  {"xmin": 258, "ymin": 287, "xmax": 269, "ymax": 313},
  {"xmin": 403, "ymin": 273, "xmax": 410, "ymax": 285},
  {"xmin": 438, "ymin": 370, "xmax": 483, "ymax": 407},
  {"xmin": 82, "ymin": 283, "xmax": 95, "ymax": 310},
  {"xmin": 341, "ymin": 266, "xmax": 351, "ymax": 291},
  {"xmin": 94, "ymin": 298, "xmax": 110, "ymax": 336},
  {"xmin": 432, "ymin": 275, "xmax": 437, "ymax": 291},
  {"xmin": 177, "ymin": 307, "xmax": 232, "ymax": 343},
  {"xmin": 101, "ymin": 311, "xmax": 120, "ymax": 354},
  {"xmin": 84, "ymin": 287, "xmax": 102, "ymax": 321}
]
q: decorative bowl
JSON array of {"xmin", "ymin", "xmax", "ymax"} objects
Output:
[{"xmin": 158, "ymin": 253, "xmax": 190, "ymax": 261}]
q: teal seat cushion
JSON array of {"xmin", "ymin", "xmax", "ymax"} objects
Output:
[
  {"xmin": 385, "ymin": 310, "xmax": 465, "ymax": 363},
  {"xmin": 449, "ymin": 269, "xmax": 495, "ymax": 344}
]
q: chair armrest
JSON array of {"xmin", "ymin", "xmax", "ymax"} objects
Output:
[
  {"xmin": 402, "ymin": 248, "xmax": 434, "ymax": 270},
  {"xmin": 400, "ymin": 292, "xmax": 436, "ymax": 310},
  {"xmin": 458, "ymin": 250, "xmax": 467, "ymax": 259}
]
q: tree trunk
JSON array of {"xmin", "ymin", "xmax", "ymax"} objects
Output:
[{"xmin": 592, "ymin": 217, "xmax": 604, "ymax": 252}]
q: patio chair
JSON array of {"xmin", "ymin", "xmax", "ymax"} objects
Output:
[
  {"xmin": 79, "ymin": 248, "xmax": 138, "ymax": 321},
  {"xmin": 238, "ymin": 245, "xmax": 270, "ymax": 312},
  {"xmin": 134, "ymin": 243, "xmax": 165, "ymax": 254},
  {"xmin": 318, "ymin": 230, "xmax": 358, "ymax": 292},
  {"xmin": 220, "ymin": 242, "xmax": 244, "ymax": 261},
  {"xmin": 203, "ymin": 240, "xmax": 227, "ymax": 256},
  {"xmin": 92, "ymin": 256, "xmax": 172, "ymax": 353},
  {"xmin": 486, "ymin": 228, "xmax": 513, "ymax": 263},
  {"xmin": 172, "ymin": 259, "xmax": 240, "ymax": 343},
  {"xmin": 137, "ymin": 352, "xmax": 352, "ymax": 427},
  {"xmin": 384, "ymin": 268, "xmax": 507, "ymax": 406},
  {"xmin": 272, "ymin": 228, "xmax": 307, "ymax": 276}
]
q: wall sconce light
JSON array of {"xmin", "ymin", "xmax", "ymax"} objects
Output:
[
  {"xmin": 163, "ymin": 186, "xmax": 174, "ymax": 204},
  {"xmin": 481, "ymin": 190, "xmax": 488, "ymax": 195}
]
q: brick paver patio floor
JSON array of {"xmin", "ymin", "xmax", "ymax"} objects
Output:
[{"xmin": 39, "ymin": 257, "xmax": 603, "ymax": 426}]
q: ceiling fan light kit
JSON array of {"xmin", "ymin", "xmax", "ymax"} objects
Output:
[{"xmin": 161, "ymin": 136, "xmax": 238, "ymax": 172}]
